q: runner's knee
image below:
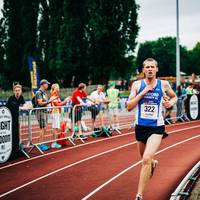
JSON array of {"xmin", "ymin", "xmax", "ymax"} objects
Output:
[{"xmin": 142, "ymin": 155, "xmax": 152, "ymax": 165}]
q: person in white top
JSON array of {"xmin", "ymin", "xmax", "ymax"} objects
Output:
[{"xmin": 88, "ymin": 85, "xmax": 110, "ymax": 130}]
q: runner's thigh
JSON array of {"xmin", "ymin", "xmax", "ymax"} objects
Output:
[{"xmin": 143, "ymin": 134, "xmax": 162, "ymax": 157}]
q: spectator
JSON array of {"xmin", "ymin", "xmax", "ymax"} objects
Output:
[
  {"xmin": 186, "ymin": 83, "xmax": 194, "ymax": 95},
  {"xmin": 49, "ymin": 83, "xmax": 69, "ymax": 148},
  {"xmin": 176, "ymin": 85, "xmax": 183, "ymax": 120},
  {"xmin": 6, "ymin": 83, "xmax": 26, "ymax": 158},
  {"xmin": 182, "ymin": 84, "xmax": 187, "ymax": 99},
  {"xmin": 35, "ymin": 79, "xmax": 52, "ymax": 151},
  {"xmin": 106, "ymin": 81, "xmax": 120, "ymax": 129},
  {"xmin": 71, "ymin": 83, "xmax": 88, "ymax": 139},
  {"xmin": 163, "ymin": 93, "xmax": 173, "ymax": 124},
  {"xmin": 87, "ymin": 85, "xmax": 110, "ymax": 130},
  {"xmin": 7, "ymin": 83, "xmax": 25, "ymax": 114}
]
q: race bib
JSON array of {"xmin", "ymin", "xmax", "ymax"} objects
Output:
[{"xmin": 140, "ymin": 103, "xmax": 158, "ymax": 119}]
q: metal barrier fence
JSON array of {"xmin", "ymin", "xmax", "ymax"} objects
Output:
[
  {"xmin": 19, "ymin": 105, "xmax": 75, "ymax": 157},
  {"xmin": 170, "ymin": 161, "xmax": 200, "ymax": 200},
  {"xmin": 71, "ymin": 102, "xmax": 135, "ymax": 141},
  {"xmin": 18, "ymin": 102, "xmax": 134, "ymax": 157},
  {"xmin": 18, "ymin": 94, "xmax": 200, "ymax": 158}
]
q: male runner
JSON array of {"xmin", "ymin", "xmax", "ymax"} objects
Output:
[{"xmin": 126, "ymin": 58, "xmax": 177, "ymax": 200}]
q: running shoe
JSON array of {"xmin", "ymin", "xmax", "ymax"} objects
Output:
[
  {"xmin": 51, "ymin": 142, "xmax": 62, "ymax": 148},
  {"xmin": 135, "ymin": 194, "xmax": 143, "ymax": 200},
  {"xmin": 42, "ymin": 144, "xmax": 50, "ymax": 151},
  {"xmin": 39, "ymin": 144, "xmax": 50, "ymax": 151},
  {"xmin": 39, "ymin": 144, "xmax": 45, "ymax": 151}
]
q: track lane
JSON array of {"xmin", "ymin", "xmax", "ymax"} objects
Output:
[
  {"xmin": 0, "ymin": 122, "xmax": 199, "ymax": 198},
  {"xmin": 86, "ymin": 137, "xmax": 200, "ymax": 200},
  {"xmin": 1, "ymin": 120, "xmax": 199, "ymax": 170}
]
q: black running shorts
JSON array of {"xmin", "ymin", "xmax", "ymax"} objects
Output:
[{"xmin": 135, "ymin": 125, "xmax": 168, "ymax": 144}]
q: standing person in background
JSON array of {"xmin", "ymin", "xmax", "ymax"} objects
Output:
[
  {"xmin": 71, "ymin": 83, "xmax": 88, "ymax": 139},
  {"xmin": 6, "ymin": 83, "xmax": 26, "ymax": 159},
  {"xmin": 35, "ymin": 79, "xmax": 52, "ymax": 151},
  {"xmin": 107, "ymin": 82, "xmax": 120, "ymax": 129},
  {"xmin": 49, "ymin": 83, "xmax": 69, "ymax": 148},
  {"xmin": 127, "ymin": 58, "xmax": 177, "ymax": 200},
  {"xmin": 7, "ymin": 83, "xmax": 26, "ymax": 113},
  {"xmin": 88, "ymin": 85, "xmax": 110, "ymax": 131},
  {"xmin": 176, "ymin": 85, "xmax": 183, "ymax": 121},
  {"xmin": 186, "ymin": 83, "xmax": 194, "ymax": 95}
]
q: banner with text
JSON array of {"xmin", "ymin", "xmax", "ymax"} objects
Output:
[{"xmin": 28, "ymin": 56, "xmax": 40, "ymax": 96}]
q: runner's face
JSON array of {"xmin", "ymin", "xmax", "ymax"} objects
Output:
[{"xmin": 143, "ymin": 61, "xmax": 158, "ymax": 79}]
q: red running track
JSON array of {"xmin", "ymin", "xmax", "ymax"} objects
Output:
[{"xmin": 0, "ymin": 120, "xmax": 200, "ymax": 200}]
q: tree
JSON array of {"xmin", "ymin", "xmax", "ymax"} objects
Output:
[
  {"xmin": 55, "ymin": 0, "xmax": 89, "ymax": 86},
  {"xmin": 136, "ymin": 37, "xmax": 189, "ymax": 77},
  {"xmin": 2, "ymin": 0, "xmax": 39, "ymax": 87},
  {"xmin": 0, "ymin": 17, "xmax": 9, "ymax": 89},
  {"xmin": 3, "ymin": 0, "xmax": 24, "ymax": 85},
  {"xmin": 87, "ymin": 0, "xmax": 139, "ymax": 83},
  {"xmin": 187, "ymin": 42, "xmax": 200, "ymax": 75},
  {"xmin": 37, "ymin": 0, "xmax": 50, "ymax": 80}
]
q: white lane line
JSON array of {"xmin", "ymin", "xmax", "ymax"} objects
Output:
[
  {"xmin": 82, "ymin": 134, "xmax": 200, "ymax": 200},
  {"xmin": 0, "ymin": 142, "xmax": 136, "ymax": 198},
  {"xmin": 1, "ymin": 122, "xmax": 199, "ymax": 170},
  {"xmin": 0, "ymin": 125, "xmax": 200, "ymax": 198},
  {"xmin": 0, "ymin": 131, "xmax": 134, "ymax": 170}
]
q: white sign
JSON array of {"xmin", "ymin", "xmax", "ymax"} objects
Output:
[
  {"xmin": 0, "ymin": 107, "xmax": 12, "ymax": 163},
  {"xmin": 189, "ymin": 95, "xmax": 199, "ymax": 120},
  {"xmin": 141, "ymin": 103, "xmax": 158, "ymax": 120}
]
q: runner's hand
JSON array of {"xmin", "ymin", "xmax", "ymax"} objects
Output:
[
  {"xmin": 163, "ymin": 100, "xmax": 173, "ymax": 108},
  {"xmin": 141, "ymin": 85, "xmax": 154, "ymax": 96}
]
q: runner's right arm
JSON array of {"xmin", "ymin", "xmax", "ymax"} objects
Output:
[{"xmin": 126, "ymin": 81, "xmax": 153, "ymax": 111}]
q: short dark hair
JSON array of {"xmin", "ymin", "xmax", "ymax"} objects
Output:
[{"xmin": 143, "ymin": 58, "xmax": 158, "ymax": 67}]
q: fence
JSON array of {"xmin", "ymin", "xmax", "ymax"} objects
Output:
[
  {"xmin": 18, "ymin": 101, "xmax": 134, "ymax": 158},
  {"xmin": 18, "ymin": 94, "xmax": 200, "ymax": 158},
  {"xmin": 170, "ymin": 161, "xmax": 200, "ymax": 200}
]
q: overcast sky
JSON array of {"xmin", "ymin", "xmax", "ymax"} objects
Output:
[
  {"xmin": 0, "ymin": 0, "xmax": 199, "ymax": 50},
  {"xmin": 136, "ymin": 0, "xmax": 200, "ymax": 50}
]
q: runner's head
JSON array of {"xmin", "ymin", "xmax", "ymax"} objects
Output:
[{"xmin": 142, "ymin": 58, "xmax": 158, "ymax": 79}]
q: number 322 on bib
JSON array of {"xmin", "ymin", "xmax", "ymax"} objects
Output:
[{"xmin": 140, "ymin": 104, "xmax": 158, "ymax": 120}]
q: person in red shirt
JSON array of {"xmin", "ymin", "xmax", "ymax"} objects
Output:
[{"xmin": 71, "ymin": 83, "xmax": 88, "ymax": 139}]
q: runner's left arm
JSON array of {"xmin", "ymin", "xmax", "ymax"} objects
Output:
[{"xmin": 163, "ymin": 81, "xmax": 177, "ymax": 108}]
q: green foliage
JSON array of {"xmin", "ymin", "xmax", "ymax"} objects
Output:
[
  {"xmin": 188, "ymin": 42, "xmax": 200, "ymax": 75},
  {"xmin": 136, "ymin": 37, "xmax": 190, "ymax": 76},
  {"xmin": 87, "ymin": 0, "xmax": 139, "ymax": 83}
]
